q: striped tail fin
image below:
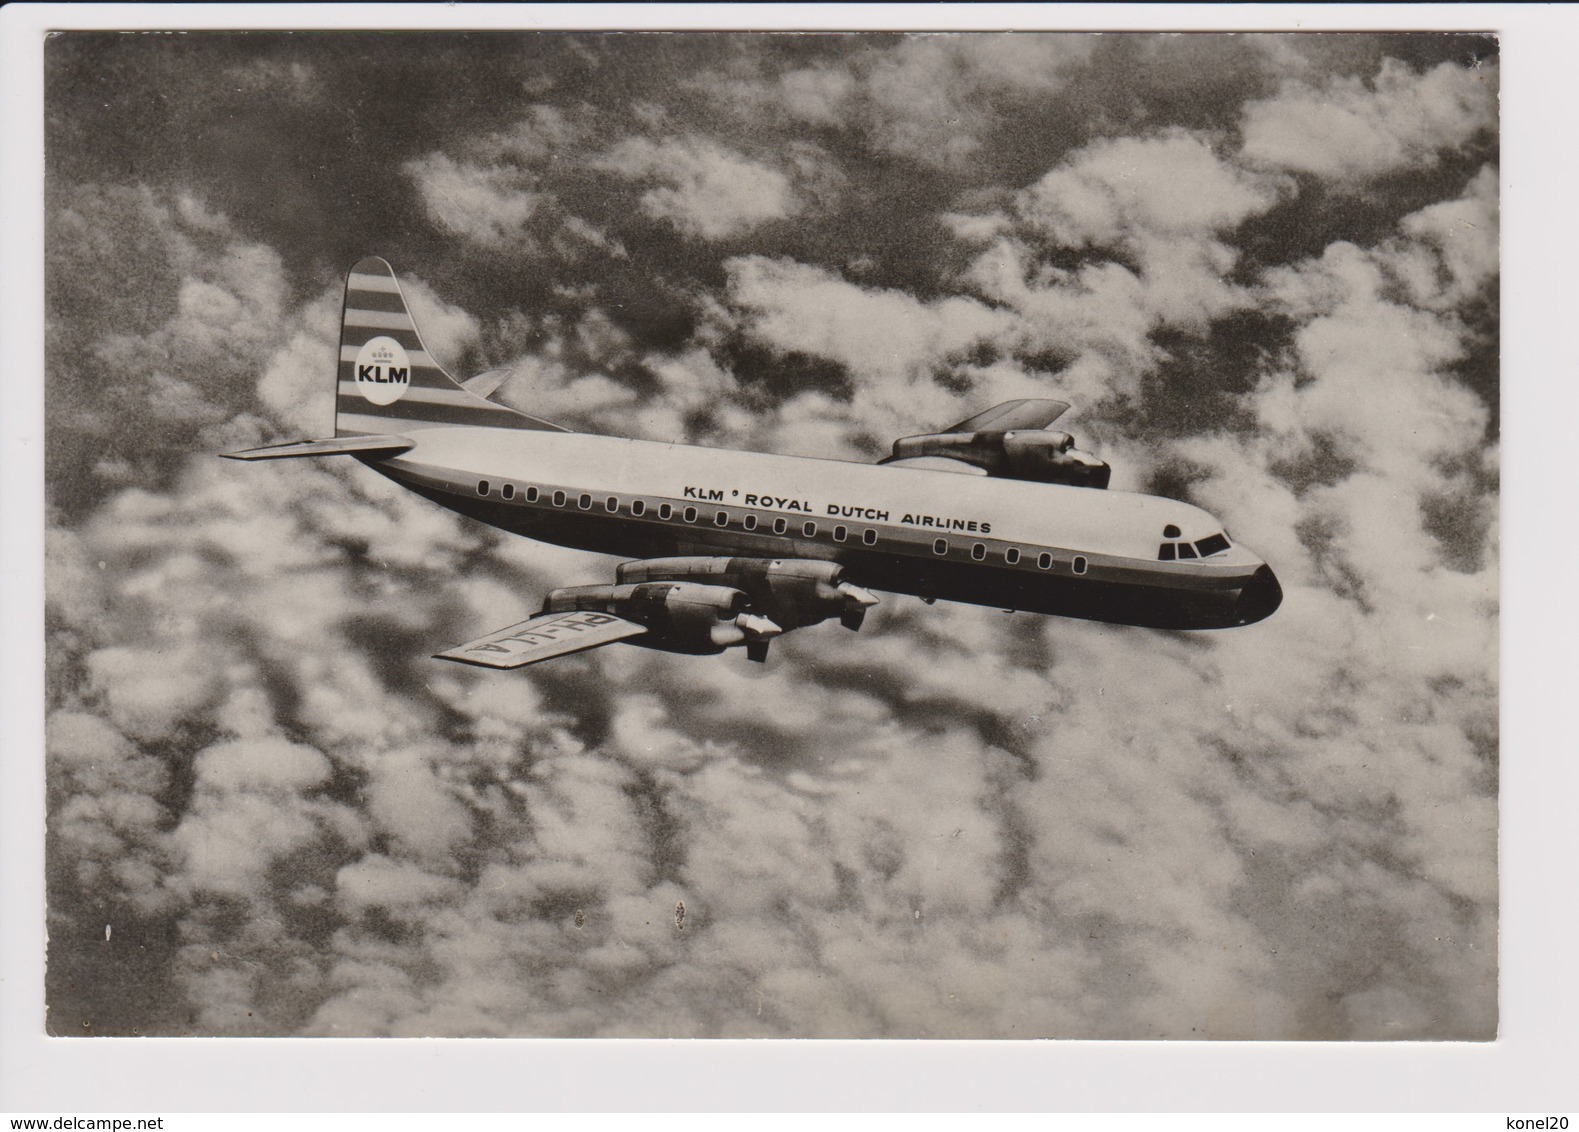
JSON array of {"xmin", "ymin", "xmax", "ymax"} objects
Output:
[{"xmin": 336, "ymin": 257, "xmax": 567, "ymax": 438}]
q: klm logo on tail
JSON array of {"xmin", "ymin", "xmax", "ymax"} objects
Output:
[
  {"xmin": 354, "ymin": 335, "xmax": 411, "ymax": 406},
  {"xmin": 328, "ymin": 256, "xmax": 568, "ymax": 437}
]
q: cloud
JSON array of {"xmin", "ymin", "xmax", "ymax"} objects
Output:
[
  {"xmin": 712, "ymin": 255, "xmax": 1022, "ymax": 453},
  {"xmin": 47, "ymin": 710, "xmax": 175, "ymax": 914},
  {"xmin": 1253, "ymin": 168, "xmax": 1496, "ymax": 484},
  {"xmin": 1393, "ymin": 163, "xmax": 1499, "ymax": 311},
  {"xmin": 401, "ymin": 107, "xmax": 608, "ymax": 256},
  {"xmin": 595, "ymin": 137, "xmax": 802, "ymax": 239},
  {"xmin": 336, "ymin": 855, "xmax": 462, "ymax": 914},
  {"xmin": 47, "ymin": 185, "xmax": 296, "ymax": 508},
  {"xmin": 1114, "ymin": 165, "xmax": 1501, "ymax": 1039},
  {"xmin": 724, "ymin": 255, "xmax": 1011, "ymax": 381},
  {"xmin": 1240, "ymin": 58, "xmax": 1497, "ymax": 181},
  {"xmin": 365, "ymin": 750, "xmax": 475, "ymax": 861},
  {"xmin": 697, "ymin": 34, "xmax": 1095, "ymax": 166},
  {"xmin": 96, "ymin": 230, "xmax": 289, "ymax": 384},
  {"xmin": 996, "ymin": 130, "xmax": 1282, "ymax": 343},
  {"xmin": 404, "ymin": 152, "xmax": 542, "ymax": 247},
  {"xmin": 896, "ymin": 132, "xmax": 1285, "ymax": 423},
  {"xmin": 194, "ymin": 737, "xmax": 332, "ymax": 794},
  {"xmin": 168, "ymin": 738, "xmax": 334, "ymax": 900},
  {"xmin": 1018, "ymin": 131, "xmax": 1283, "ymax": 248}
]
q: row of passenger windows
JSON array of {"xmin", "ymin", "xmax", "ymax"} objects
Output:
[
  {"xmin": 475, "ymin": 479, "xmax": 1087, "ymax": 573},
  {"xmin": 927, "ymin": 536, "xmax": 1086, "ymax": 573}
]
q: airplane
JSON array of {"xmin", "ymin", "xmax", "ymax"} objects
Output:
[{"xmin": 222, "ymin": 257, "xmax": 1281, "ymax": 669}]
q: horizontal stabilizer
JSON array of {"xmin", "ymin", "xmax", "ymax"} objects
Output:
[
  {"xmin": 220, "ymin": 434, "xmax": 415, "ymax": 461},
  {"xmin": 435, "ymin": 609, "xmax": 648, "ymax": 669}
]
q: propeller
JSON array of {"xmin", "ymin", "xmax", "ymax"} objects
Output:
[
  {"xmin": 736, "ymin": 613, "xmax": 782, "ymax": 641},
  {"xmin": 708, "ymin": 611, "xmax": 782, "ymax": 651},
  {"xmin": 737, "ymin": 613, "xmax": 781, "ymax": 663},
  {"xmin": 835, "ymin": 581, "xmax": 879, "ymax": 631}
]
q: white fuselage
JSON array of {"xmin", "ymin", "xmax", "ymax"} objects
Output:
[{"xmin": 372, "ymin": 426, "xmax": 1281, "ymax": 630}]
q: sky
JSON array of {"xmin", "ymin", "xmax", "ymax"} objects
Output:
[{"xmin": 40, "ymin": 30, "xmax": 1499, "ymax": 1040}]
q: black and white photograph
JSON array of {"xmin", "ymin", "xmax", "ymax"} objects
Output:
[{"xmin": 36, "ymin": 26, "xmax": 1500, "ymax": 1044}]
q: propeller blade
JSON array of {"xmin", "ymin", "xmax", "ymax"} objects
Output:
[
  {"xmin": 836, "ymin": 582, "xmax": 879, "ymax": 608},
  {"xmin": 736, "ymin": 613, "xmax": 783, "ymax": 640},
  {"xmin": 746, "ymin": 639, "xmax": 770, "ymax": 663},
  {"xmin": 840, "ymin": 608, "xmax": 867, "ymax": 632}
]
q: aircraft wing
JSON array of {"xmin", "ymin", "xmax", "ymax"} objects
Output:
[
  {"xmin": 941, "ymin": 399, "xmax": 1070, "ymax": 434},
  {"xmin": 434, "ymin": 609, "xmax": 648, "ymax": 669}
]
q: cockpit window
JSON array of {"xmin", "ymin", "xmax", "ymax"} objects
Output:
[
  {"xmin": 1158, "ymin": 530, "xmax": 1232, "ymax": 561},
  {"xmin": 1195, "ymin": 533, "xmax": 1230, "ymax": 557}
]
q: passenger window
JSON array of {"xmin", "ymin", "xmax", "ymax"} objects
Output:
[
  {"xmin": 477, "ymin": 480, "xmax": 490, "ymax": 496},
  {"xmin": 683, "ymin": 506, "xmax": 698, "ymax": 523},
  {"xmin": 716, "ymin": 511, "xmax": 729, "ymax": 527},
  {"xmin": 743, "ymin": 515, "xmax": 758, "ymax": 531},
  {"xmin": 1038, "ymin": 553, "xmax": 1053, "ymax": 570},
  {"xmin": 578, "ymin": 493, "xmax": 592, "ymax": 510},
  {"xmin": 833, "ymin": 525, "xmax": 847, "ymax": 542},
  {"xmin": 631, "ymin": 499, "xmax": 645, "ymax": 516},
  {"xmin": 1073, "ymin": 555, "xmax": 1088, "ymax": 574},
  {"xmin": 803, "ymin": 521, "xmax": 817, "ymax": 537},
  {"xmin": 553, "ymin": 490, "xmax": 566, "ymax": 507},
  {"xmin": 502, "ymin": 484, "xmax": 515, "ymax": 500},
  {"xmin": 863, "ymin": 529, "xmax": 877, "ymax": 546},
  {"xmin": 606, "ymin": 497, "xmax": 618, "ymax": 512},
  {"xmin": 1176, "ymin": 544, "xmax": 1197, "ymax": 560},
  {"xmin": 1005, "ymin": 547, "xmax": 1020, "ymax": 565},
  {"xmin": 526, "ymin": 486, "xmax": 539, "ymax": 503},
  {"xmin": 971, "ymin": 543, "xmax": 985, "ymax": 561},
  {"xmin": 933, "ymin": 539, "xmax": 948, "ymax": 556},
  {"xmin": 773, "ymin": 517, "xmax": 788, "ymax": 535},
  {"xmin": 659, "ymin": 503, "xmax": 673, "ymax": 520},
  {"xmin": 1159, "ymin": 543, "xmax": 1176, "ymax": 561}
]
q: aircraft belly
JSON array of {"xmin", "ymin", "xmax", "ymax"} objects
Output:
[{"xmin": 841, "ymin": 554, "xmax": 1249, "ymax": 630}]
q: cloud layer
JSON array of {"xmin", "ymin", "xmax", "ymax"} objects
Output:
[{"xmin": 44, "ymin": 31, "xmax": 1498, "ymax": 1039}]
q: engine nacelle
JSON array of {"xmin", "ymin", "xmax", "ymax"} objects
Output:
[
  {"xmin": 886, "ymin": 429, "xmax": 1111, "ymax": 488},
  {"xmin": 617, "ymin": 557, "xmax": 879, "ymax": 632},
  {"xmin": 1001, "ymin": 430, "xmax": 1111, "ymax": 488},
  {"xmin": 542, "ymin": 581, "xmax": 780, "ymax": 655}
]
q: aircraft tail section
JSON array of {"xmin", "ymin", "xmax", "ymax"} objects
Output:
[{"xmin": 335, "ymin": 257, "xmax": 568, "ymax": 438}]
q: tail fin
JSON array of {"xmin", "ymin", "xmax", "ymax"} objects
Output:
[{"xmin": 336, "ymin": 257, "xmax": 567, "ymax": 438}]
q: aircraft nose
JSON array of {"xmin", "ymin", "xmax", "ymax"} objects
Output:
[{"xmin": 1235, "ymin": 564, "xmax": 1282, "ymax": 625}]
